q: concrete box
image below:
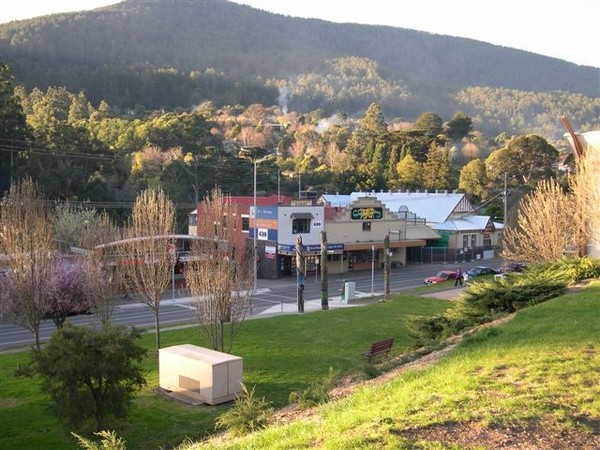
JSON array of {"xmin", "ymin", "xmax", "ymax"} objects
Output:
[
  {"xmin": 159, "ymin": 344, "xmax": 243, "ymax": 405},
  {"xmin": 344, "ymin": 281, "xmax": 356, "ymax": 300}
]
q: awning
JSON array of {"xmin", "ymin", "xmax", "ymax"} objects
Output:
[{"xmin": 291, "ymin": 212, "xmax": 314, "ymax": 219}]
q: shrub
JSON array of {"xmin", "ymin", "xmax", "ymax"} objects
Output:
[
  {"xmin": 288, "ymin": 367, "xmax": 339, "ymax": 409},
  {"xmin": 34, "ymin": 324, "xmax": 147, "ymax": 432},
  {"xmin": 72, "ymin": 430, "xmax": 127, "ymax": 450},
  {"xmin": 215, "ymin": 383, "xmax": 273, "ymax": 436}
]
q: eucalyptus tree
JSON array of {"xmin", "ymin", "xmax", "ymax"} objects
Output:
[{"xmin": 485, "ymin": 134, "xmax": 559, "ymax": 189}]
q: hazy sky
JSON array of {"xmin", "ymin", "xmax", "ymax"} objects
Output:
[{"xmin": 1, "ymin": 0, "xmax": 599, "ymax": 69}]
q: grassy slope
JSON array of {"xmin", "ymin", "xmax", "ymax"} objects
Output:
[
  {"xmin": 193, "ymin": 282, "xmax": 600, "ymax": 449},
  {"xmin": 0, "ymin": 296, "xmax": 448, "ymax": 450}
]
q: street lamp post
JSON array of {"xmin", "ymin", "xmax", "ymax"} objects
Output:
[
  {"xmin": 253, "ymin": 158, "xmax": 258, "ymax": 291},
  {"xmin": 240, "ymin": 146, "xmax": 277, "ymax": 292},
  {"xmin": 371, "ymin": 244, "xmax": 375, "ymax": 297}
]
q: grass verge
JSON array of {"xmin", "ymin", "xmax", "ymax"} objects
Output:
[{"xmin": 188, "ymin": 281, "xmax": 600, "ymax": 449}]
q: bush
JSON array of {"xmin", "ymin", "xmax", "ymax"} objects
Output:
[
  {"xmin": 215, "ymin": 383, "xmax": 273, "ymax": 436},
  {"xmin": 72, "ymin": 430, "xmax": 127, "ymax": 450},
  {"xmin": 34, "ymin": 324, "xmax": 147, "ymax": 432},
  {"xmin": 407, "ymin": 257, "xmax": 600, "ymax": 344},
  {"xmin": 405, "ymin": 313, "xmax": 475, "ymax": 342},
  {"xmin": 288, "ymin": 367, "xmax": 338, "ymax": 409}
]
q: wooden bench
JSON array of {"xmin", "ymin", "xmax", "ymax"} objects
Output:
[{"xmin": 362, "ymin": 337, "xmax": 394, "ymax": 363}]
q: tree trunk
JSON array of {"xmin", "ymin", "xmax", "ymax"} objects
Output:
[{"xmin": 153, "ymin": 307, "xmax": 161, "ymax": 353}]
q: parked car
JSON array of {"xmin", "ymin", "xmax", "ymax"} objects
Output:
[
  {"xmin": 498, "ymin": 262, "xmax": 527, "ymax": 273},
  {"xmin": 424, "ymin": 270, "xmax": 459, "ymax": 285},
  {"xmin": 464, "ymin": 266, "xmax": 498, "ymax": 282}
]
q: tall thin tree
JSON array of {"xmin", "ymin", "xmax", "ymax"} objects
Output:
[
  {"xmin": 119, "ymin": 188, "xmax": 175, "ymax": 353},
  {"xmin": 0, "ymin": 177, "xmax": 55, "ymax": 351},
  {"xmin": 186, "ymin": 187, "xmax": 252, "ymax": 353}
]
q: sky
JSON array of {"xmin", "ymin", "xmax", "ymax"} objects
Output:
[{"xmin": 1, "ymin": 0, "xmax": 599, "ymax": 69}]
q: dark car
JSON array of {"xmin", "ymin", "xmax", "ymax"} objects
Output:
[
  {"xmin": 424, "ymin": 270, "xmax": 459, "ymax": 285},
  {"xmin": 498, "ymin": 262, "xmax": 527, "ymax": 273},
  {"xmin": 464, "ymin": 266, "xmax": 498, "ymax": 281}
]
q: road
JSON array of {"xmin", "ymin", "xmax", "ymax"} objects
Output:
[{"xmin": 0, "ymin": 258, "xmax": 501, "ymax": 352}]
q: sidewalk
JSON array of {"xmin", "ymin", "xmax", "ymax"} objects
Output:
[
  {"xmin": 420, "ymin": 286, "xmax": 467, "ymax": 301},
  {"xmin": 253, "ymin": 290, "xmax": 380, "ymax": 317}
]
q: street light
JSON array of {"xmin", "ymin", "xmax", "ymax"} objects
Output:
[{"xmin": 239, "ymin": 147, "xmax": 277, "ymax": 291}]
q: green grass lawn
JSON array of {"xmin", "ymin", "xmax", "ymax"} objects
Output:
[
  {"xmin": 189, "ymin": 281, "xmax": 600, "ymax": 449},
  {"xmin": 0, "ymin": 295, "xmax": 448, "ymax": 450}
]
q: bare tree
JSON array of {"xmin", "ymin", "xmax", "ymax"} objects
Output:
[
  {"xmin": 185, "ymin": 187, "xmax": 252, "ymax": 353},
  {"xmin": 569, "ymin": 148, "xmax": 600, "ymax": 255},
  {"xmin": 84, "ymin": 212, "xmax": 121, "ymax": 329},
  {"xmin": 0, "ymin": 177, "xmax": 55, "ymax": 351},
  {"xmin": 119, "ymin": 188, "xmax": 175, "ymax": 353},
  {"xmin": 502, "ymin": 178, "xmax": 576, "ymax": 263}
]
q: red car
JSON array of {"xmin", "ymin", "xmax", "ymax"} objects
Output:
[{"xmin": 424, "ymin": 270, "xmax": 459, "ymax": 285}]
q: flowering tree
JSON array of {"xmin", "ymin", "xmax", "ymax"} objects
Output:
[{"xmin": 46, "ymin": 260, "xmax": 86, "ymax": 328}]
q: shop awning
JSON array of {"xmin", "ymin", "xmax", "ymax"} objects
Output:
[{"xmin": 291, "ymin": 212, "xmax": 314, "ymax": 219}]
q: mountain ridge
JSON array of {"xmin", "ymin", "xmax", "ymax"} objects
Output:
[{"xmin": 0, "ymin": 0, "xmax": 598, "ymax": 121}]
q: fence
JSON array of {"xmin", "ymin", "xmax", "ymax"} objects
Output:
[{"xmin": 406, "ymin": 246, "xmax": 499, "ymax": 265}]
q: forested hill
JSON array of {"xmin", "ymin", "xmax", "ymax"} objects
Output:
[{"xmin": 0, "ymin": 0, "xmax": 598, "ymax": 119}]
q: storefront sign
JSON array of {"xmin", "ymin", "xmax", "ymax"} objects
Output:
[{"xmin": 351, "ymin": 207, "xmax": 383, "ymax": 220}]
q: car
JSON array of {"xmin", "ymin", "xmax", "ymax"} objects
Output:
[
  {"xmin": 464, "ymin": 266, "xmax": 498, "ymax": 281},
  {"xmin": 424, "ymin": 270, "xmax": 459, "ymax": 285},
  {"xmin": 498, "ymin": 262, "xmax": 527, "ymax": 273}
]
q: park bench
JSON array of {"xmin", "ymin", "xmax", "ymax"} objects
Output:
[{"xmin": 362, "ymin": 337, "xmax": 394, "ymax": 363}]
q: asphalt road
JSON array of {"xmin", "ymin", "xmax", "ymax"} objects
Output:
[{"xmin": 0, "ymin": 258, "xmax": 502, "ymax": 352}]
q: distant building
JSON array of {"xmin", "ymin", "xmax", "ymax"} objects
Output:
[{"xmin": 320, "ymin": 191, "xmax": 503, "ymax": 264}]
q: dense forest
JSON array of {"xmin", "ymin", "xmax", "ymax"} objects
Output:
[
  {"xmin": 0, "ymin": 0, "xmax": 598, "ymax": 140},
  {"xmin": 1, "ymin": 59, "xmax": 573, "ymax": 231}
]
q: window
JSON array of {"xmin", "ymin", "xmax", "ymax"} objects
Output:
[
  {"xmin": 292, "ymin": 218, "xmax": 310, "ymax": 234},
  {"xmin": 470, "ymin": 234, "xmax": 477, "ymax": 248},
  {"xmin": 483, "ymin": 234, "xmax": 492, "ymax": 249},
  {"xmin": 362, "ymin": 221, "xmax": 371, "ymax": 232},
  {"xmin": 241, "ymin": 216, "xmax": 249, "ymax": 233},
  {"xmin": 462, "ymin": 235, "xmax": 469, "ymax": 249}
]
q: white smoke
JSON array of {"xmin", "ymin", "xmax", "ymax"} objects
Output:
[
  {"xmin": 278, "ymin": 86, "xmax": 291, "ymax": 115},
  {"xmin": 316, "ymin": 114, "xmax": 345, "ymax": 134}
]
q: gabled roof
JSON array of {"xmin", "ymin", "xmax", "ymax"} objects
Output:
[
  {"xmin": 321, "ymin": 191, "xmax": 472, "ymax": 224},
  {"xmin": 431, "ymin": 216, "xmax": 505, "ymax": 232}
]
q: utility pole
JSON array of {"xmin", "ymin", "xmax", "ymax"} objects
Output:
[
  {"xmin": 320, "ymin": 230, "xmax": 328, "ymax": 310},
  {"xmin": 384, "ymin": 234, "xmax": 390, "ymax": 300},
  {"xmin": 503, "ymin": 172, "xmax": 508, "ymax": 273},
  {"xmin": 296, "ymin": 235, "xmax": 305, "ymax": 313}
]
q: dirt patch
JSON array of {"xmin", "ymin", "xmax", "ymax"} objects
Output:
[{"xmin": 393, "ymin": 420, "xmax": 600, "ymax": 449}]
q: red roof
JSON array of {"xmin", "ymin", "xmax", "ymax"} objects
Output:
[
  {"xmin": 325, "ymin": 206, "xmax": 344, "ymax": 220},
  {"xmin": 194, "ymin": 195, "xmax": 292, "ymax": 214}
]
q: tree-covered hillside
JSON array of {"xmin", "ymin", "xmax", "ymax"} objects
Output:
[{"xmin": 0, "ymin": 0, "xmax": 598, "ymax": 133}]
